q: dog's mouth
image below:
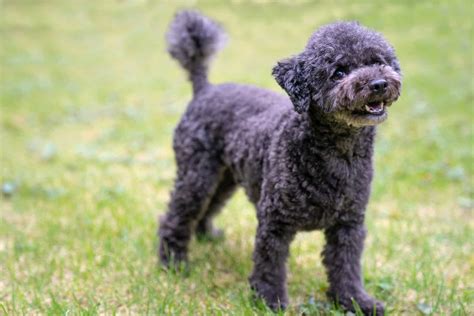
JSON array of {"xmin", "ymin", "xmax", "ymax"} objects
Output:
[
  {"xmin": 336, "ymin": 99, "xmax": 390, "ymax": 126},
  {"xmin": 364, "ymin": 100, "xmax": 385, "ymax": 115},
  {"xmin": 353, "ymin": 100, "xmax": 386, "ymax": 117}
]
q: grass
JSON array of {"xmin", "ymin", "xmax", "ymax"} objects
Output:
[{"xmin": 0, "ymin": 0, "xmax": 472, "ymax": 315}]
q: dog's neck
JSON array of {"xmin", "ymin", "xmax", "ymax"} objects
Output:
[{"xmin": 296, "ymin": 109, "xmax": 376, "ymax": 157}]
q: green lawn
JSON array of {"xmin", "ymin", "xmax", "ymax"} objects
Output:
[{"xmin": 1, "ymin": 1, "xmax": 472, "ymax": 315}]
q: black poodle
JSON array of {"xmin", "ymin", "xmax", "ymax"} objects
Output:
[{"xmin": 158, "ymin": 10, "xmax": 401, "ymax": 315}]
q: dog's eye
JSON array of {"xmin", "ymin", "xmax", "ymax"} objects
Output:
[{"xmin": 333, "ymin": 67, "xmax": 347, "ymax": 80}]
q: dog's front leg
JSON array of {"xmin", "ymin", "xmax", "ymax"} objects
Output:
[
  {"xmin": 249, "ymin": 220, "xmax": 295, "ymax": 311},
  {"xmin": 322, "ymin": 223, "xmax": 384, "ymax": 316}
]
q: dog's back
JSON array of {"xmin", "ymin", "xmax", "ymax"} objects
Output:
[{"xmin": 166, "ymin": 9, "xmax": 292, "ymax": 131}]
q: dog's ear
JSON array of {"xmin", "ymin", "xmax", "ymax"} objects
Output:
[
  {"xmin": 272, "ymin": 56, "xmax": 311, "ymax": 114},
  {"xmin": 391, "ymin": 58, "xmax": 401, "ymax": 74}
]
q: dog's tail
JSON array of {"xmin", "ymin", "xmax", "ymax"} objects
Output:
[{"xmin": 166, "ymin": 10, "xmax": 226, "ymax": 95}]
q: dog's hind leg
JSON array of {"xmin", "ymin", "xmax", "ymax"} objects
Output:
[
  {"xmin": 195, "ymin": 169, "xmax": 236, "ymax": 241},
  {"xmin": 158, "ymin": 152, "xmax": 224, "ymax": 268}
]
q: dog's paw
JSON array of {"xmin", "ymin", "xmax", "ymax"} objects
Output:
[
  {"xmin": 158, "ymin": 242, "xmax": 188, "ymax": 272},
  {"xmin": 355, "ymin": 297, "xmax": 384, "ymax": 316},
  {"xmin": 329, "ymin": 292, "xmax": 384, "ymax": 316},
  {"xmin": 250, "ymin": 277, "xmax": 288, "ymax": 312}
]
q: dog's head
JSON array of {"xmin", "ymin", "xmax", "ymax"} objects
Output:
[{"xmin": 273, "ymin": 22, "xmax": 401, "ymax": 127}]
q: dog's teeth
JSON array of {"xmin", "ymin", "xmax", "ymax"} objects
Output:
[{"xmin": 365, "ymin": 105, "xmax": 371, "ymax": 112}]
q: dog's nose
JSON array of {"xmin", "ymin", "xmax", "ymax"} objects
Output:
[{"xmin": 369, "ymin": 79, "xmax": 387, "ymax": 93}]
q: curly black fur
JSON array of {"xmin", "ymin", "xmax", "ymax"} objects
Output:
[{"xmin": 159, "ymin": 10, "xmax": 402, "ymax": 315}]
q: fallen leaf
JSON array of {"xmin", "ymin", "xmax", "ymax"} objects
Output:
[{"xmin": 417, "ymin": 302, "xmax": 433, "ymax": 315}]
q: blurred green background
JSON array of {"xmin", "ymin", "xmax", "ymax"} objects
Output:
[{"xmin": 1, "ymin": 0, "xmax": 472, "ymax": 315}]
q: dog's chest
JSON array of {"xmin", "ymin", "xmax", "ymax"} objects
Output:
[
  {"xmin": 275, "ymin": 147, "xmax": 373, "ymax": 229},
  {"xmin": 322, "ymin": 156, "xmax": 372, "ymax": 211}
]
